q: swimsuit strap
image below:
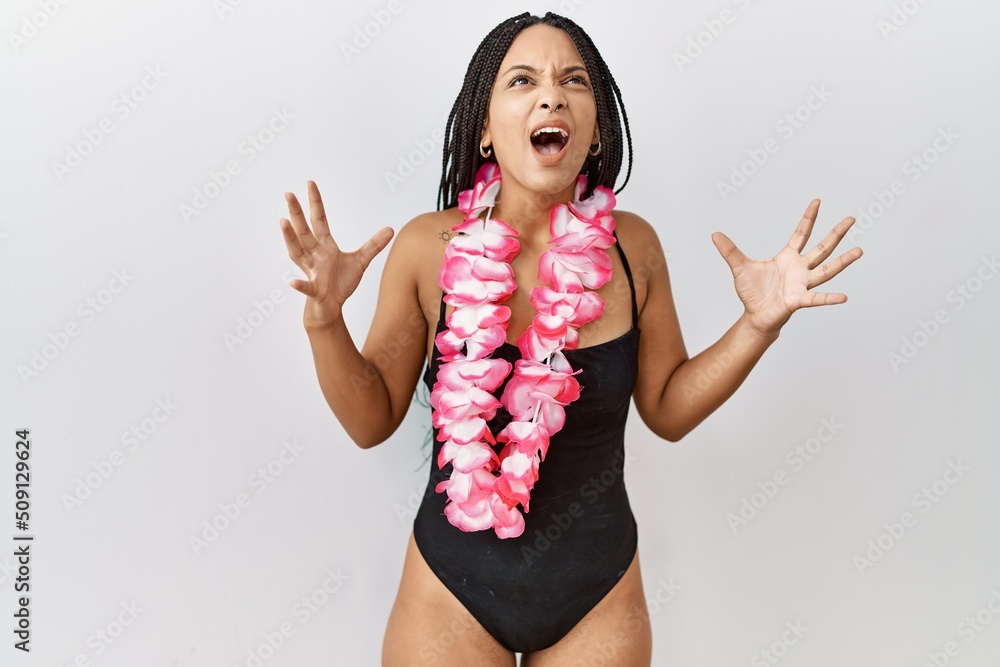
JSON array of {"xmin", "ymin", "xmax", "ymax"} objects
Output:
[
  {"xmin": 613, "ymin": 230, "xmax": 639, "ymax": 329},
  {"xmin": 437, "ymin": 231, "xmax": 639, "ymax": 329}
]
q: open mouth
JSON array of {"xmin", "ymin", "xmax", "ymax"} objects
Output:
[{"xmin": 530, "ymin": 127, "xmax": 569, "ymax": 155}]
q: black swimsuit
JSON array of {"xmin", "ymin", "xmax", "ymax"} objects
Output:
[{"xmin": 413, "ymin": 234, "xmax": 641, "ymax": 654}]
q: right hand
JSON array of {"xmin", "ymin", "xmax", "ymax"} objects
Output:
[{"xmin": 279, "ymin": 181, "xmax": 394, "ymax": 330}]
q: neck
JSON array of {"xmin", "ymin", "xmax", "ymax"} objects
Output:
[{"xmin": 489, "ymin": 174, "xmax": 577, "ymax": 243}]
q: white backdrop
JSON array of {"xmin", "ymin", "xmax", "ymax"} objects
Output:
[{"xmin": 2, "ymin": 0, "xmax": 998, "ymax": 665}]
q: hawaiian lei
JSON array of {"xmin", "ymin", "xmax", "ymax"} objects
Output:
[{"xmin": 429, "ymin": 163, "xmax": 617, "ymax": 539}]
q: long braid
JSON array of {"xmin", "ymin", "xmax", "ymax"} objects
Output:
[{"xmin": 436, "ymin": 12, "xmax": 633, "ymax": 210}]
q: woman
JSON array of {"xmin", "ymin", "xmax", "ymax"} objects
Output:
[{"xmin": 278, "ymin": 12, "xmax": 862, "ymax": 667}]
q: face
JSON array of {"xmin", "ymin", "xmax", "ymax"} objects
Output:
[{"xmin": 480, "ymin": 24, "xmax": 600, "ymax": 199}]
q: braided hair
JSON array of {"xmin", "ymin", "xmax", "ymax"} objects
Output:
[{"xmin": 436, "ymin": 12, "xmax": 633, "ymax": 210}]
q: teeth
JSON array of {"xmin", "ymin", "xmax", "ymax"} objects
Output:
[{"xmin": 532, "ymin": 127, "xmax": 569, "ymax": 138}]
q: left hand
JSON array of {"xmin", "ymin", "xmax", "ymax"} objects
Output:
[{"xmin": 711, "ymin": 199, "xmax": 864, "ymax": 337}]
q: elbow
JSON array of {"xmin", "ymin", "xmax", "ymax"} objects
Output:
[
  {"xmin": 350, "ymin": 430, "xmax": 389, "ymax": 450},
  {"xmin": 352, "ymin": 436, "xmax": 379, "ymax": 450},
  {"xmin": 347, "ymin": 416, "xmax": 400, "ymax": 450},
  {"xmin": 651, "ymin": 418, "xmax": 690, "ymax": 443},
  {"xmin": 659, "ymin": 427, "xmax": 687, "ymax": 443},
  {"xmin": 641, "ymin": 411, "xmax": 687, "ymax": 443}
]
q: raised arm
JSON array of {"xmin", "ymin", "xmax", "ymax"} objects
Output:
[
  {"xmin": 626, "ymin": 200, "xmax": 863, "ymax": 442},
  {"xmin": 279, "ymin": 181, "xmax": 428, "ymax": 449}
]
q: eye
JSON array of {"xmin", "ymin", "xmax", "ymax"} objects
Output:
[
  {"xmin": 566, "ymin": 75, "xmax": 589, "ymax": 86},
  {"xmin": 510, "ymin": 74, "xmax": 532, "ymax": 87}
]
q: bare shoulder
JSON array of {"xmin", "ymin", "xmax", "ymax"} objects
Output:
[
  {"xmin": 386, "ymin": 207, "xmax": 464, "ymax": 317},
  {"xmin": 385, "ymin": 208, "xmax": 463, "ymax": 272},
  {"xmin": 394, "ymin": 208, "xmax": 464, "ymax": 247},
  {"xmin": 391, "ymin": 208, "xmax": 453, "ymax": 251},
  {"xmin": 611, "ymin": 209, "xmax": 669, "ymax": 312},
  {"xmin": 612, "ymin": 209, "xmax": 663, "ymax": 251}
]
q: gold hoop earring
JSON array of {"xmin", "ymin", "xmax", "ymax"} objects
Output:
[
  {"xmin": 480, "ymin": 144, "xmax": 493, "ymax": 158},
  {"xmin": 589, "ymin": 140, "xmax": 602, "ymax": 157}
]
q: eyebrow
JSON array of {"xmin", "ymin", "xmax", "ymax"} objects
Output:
[{"xmin": 500, "ymin": 64, "xmax": 589, "ymax": 77}]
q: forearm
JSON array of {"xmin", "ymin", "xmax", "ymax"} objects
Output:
[
  {"xmin": 304, "ymin": 317, "xmax": 394, "ymax": 449},
  {"xmin": 657, "ymin": 312, "xmax": 780, "ymax": 441}
]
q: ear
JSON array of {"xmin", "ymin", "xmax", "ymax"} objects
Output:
[
  {"xmin": 592, "ymin": 124, "xmax": 600, "ymax": 146},
  {"xmin": 480, "ymin": 117, "xmax": 492, "ymax": 150}
]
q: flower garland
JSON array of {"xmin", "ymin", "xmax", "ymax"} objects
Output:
[{"xmin": 429, "ymin": 163, "xmax": 617, "ymax": 539}]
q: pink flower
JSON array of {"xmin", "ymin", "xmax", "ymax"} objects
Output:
[
  {"xmin": 516, "ymin": 328, "xmax": 561, "ymax": 362},
  {"xmin": 462, "ymin": 325, "xmax": 511, "ymax": 362},
  {"xmin": 495, "ymin": 466, "xmax": 533, "ymax": 510},
  {"xmin": 568, "ymin": 184, "xmax": 616, "ymax": 222},
  {"xmin": 436, "ymin": 356, "xmax": 512, "ymax": 393},
  {"xmin": 489, "ymin": 495, "xmax": 525, "ymax": 538},
  {"xmin": 430, "ymin": 386, "xmax": 502, "ymax": 435},
  {"xmin": 432, "ymin": 328, "xmax": 467, "ymax": 362},
  {"xmin": 538, "ymin": 245, "xmax": 614, "ymax": 292},
  {"xmin": 497, "ymin": 420, "xmax": 551, "ymax": 459},
  {"xmin": 457, "ymin": 163, "xmax": 501, "ymax": 219},
  {"xmin": 438, "ymin": 439, "xmax": 500, "ymax": 474},
  {"xmin": 551, "ymin": 204, "xmax": 615, "ymax": 241},
  {"xmin": 439, "ymin": 417, "xmax": 493, "ymax": 446},
  {"xmin": 444, "ymin": 499, "xmax": 497, "ymax": 532},
  {"xmin": 500, "ymin": 360, "xmax": 581, "ymax": 433},
  {"xmin": 530, "ymin": 286, "xmax": 605, "ymax": 328},
  {"xmin": 446, "ymin": 303, "xmax": 510, "ymax": 338},
  {"xmin": 434, "ymin": 304, "xmax": 511, "ymax": 361},
  {"xmin": 436, "ymin": 467, "xmax": 495, "ymax": 504},
  {"xmin": 451, "ymin": 216, "xmax": 520, "ymax": 262},
  {"xmin": 437, "ymin": 467, "xmax": 500, "ymax": 531},
  {"xmin": 439, "ymin": 253, "xmax": 516, "ymax": 307}
]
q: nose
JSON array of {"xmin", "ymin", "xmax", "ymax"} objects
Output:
[{"xmin": 538, "ymin": 84, "xmax": 567, "ymax": 113}]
